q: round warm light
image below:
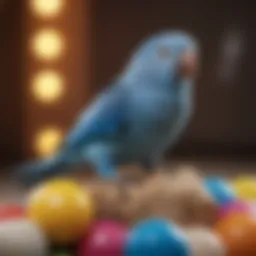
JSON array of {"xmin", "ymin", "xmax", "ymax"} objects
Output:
[
  {"xmin": 30, "ymin": 0, "xmax": 65, "ymax": 18},
  {"xmin": 31, "ymin": 70, "xmax": 65, "ymax": 103},
  {"xmin": 31, "ymin": 29, "xmax": 64, "ymax": 61},
  {"xmin": 34, "ymin": 128, "xmax": 63, "ymax": 158}
]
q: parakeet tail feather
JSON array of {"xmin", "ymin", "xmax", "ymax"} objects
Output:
[{"xmin": 13, "ymin": 153, "xmax": 69, "ymax": 187}]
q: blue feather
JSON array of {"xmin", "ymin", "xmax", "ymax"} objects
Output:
[{"xmin": 64, "ymin": 85, "xmax": 128, "ymax": 149}]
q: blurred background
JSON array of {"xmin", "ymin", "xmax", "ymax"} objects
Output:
[{"xmin": 0, "ymin": 0, "xmax": 255, "ymax": 170}]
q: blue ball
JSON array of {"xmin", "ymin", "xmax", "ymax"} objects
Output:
[
  {"xmin": 204, "ymin": 177, "xmax": 236, "ymax": 206},
  {"xmin": 124, "ymin": 218, "xmax": 190, "ymax": 256}
]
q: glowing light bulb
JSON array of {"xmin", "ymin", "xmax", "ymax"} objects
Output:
[
  {"xmin": 31, "ymin": 29, "xmax": 64, "ymax": 61},
  {"xmin": 31, "ymin": 70, "xmax": 65, "ymax": 103},
  {"xmin": 30, "ymin": 0, "xmax": 65, "ymax": 18},
  {"xmin": 34, "ymin": 128, "xmax": 63, "ymax": 158}
]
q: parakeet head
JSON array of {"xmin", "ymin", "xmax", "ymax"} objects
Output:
[{"xmin": 122, "ymin": 31, "xmax": 199, "ymax": 87}]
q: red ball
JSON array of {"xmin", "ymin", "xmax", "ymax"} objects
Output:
[
  {"xmin": 78, "ymin": 220, "xmax": 128, "ymax": 256},
  {"xmin": 0, "ymin": 204, "xmax": 25, "ymax": 221}
]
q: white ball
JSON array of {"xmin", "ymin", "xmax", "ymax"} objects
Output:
[
  {"xmin": 0, "ymin": 220, "xmax": 48, "ymax": 256},
  {"xmin": 185, "ymin": 227, "xmax": 226, "ymax": 256}
]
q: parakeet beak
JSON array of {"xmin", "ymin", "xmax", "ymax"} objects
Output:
[{"xmin": 179, "ymin": 51, "xmax": 199, "ymax": 78}]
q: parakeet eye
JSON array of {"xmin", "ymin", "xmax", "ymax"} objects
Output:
[{"xmin": 157, "ymin": 46, "xmax": 172, "ymax": 59}]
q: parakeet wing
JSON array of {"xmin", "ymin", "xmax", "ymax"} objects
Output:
[{"xmin": 64, "ymin": 85, "xmax": 129, "ymax": 149}]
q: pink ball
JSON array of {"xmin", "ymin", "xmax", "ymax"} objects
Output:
[
  {"xmin": 78, "ymin": 220, "xmax": 128, "ymax": 256},
  {"xmin": 218, "ymin": 201, "xmax": 256, "ymax": 219}
]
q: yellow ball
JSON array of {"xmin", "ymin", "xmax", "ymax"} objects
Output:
[
  {"xmin": 232, "ymin": 177, "xmax": 256, "ymax": 200},
  {"xmin": 27, "ymin": 179, "xmax": 94, "ymax": 244}
]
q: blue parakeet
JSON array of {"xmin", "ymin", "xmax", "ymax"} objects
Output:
[{"xmin": 16, "ymin": 30, "xmax": 199, "ymax": 186}]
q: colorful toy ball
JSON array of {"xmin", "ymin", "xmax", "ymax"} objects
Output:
[
  {"xmin": 78, "ymin": 220, "xmax": 128, "ymax": 256},
  {"xmin": 27, "ymin": 178, "xmax": 94, "ymax": 245},
  {"xmin": 218, "ymin": 200, "xmax": 256, "ymax": 219},
  {"xmin": 232, "ymin": 176, "xmax": 256, "ymax": 201},
  {"xmin": 0, "ymin": 220, "xmax": 48, "ymax": 256},
  {"xmin": 204, "ymin": 177, "xmax": 236, "ymax": 206},
  {"xmin": 215, "ymin": 213, "xmax": 256, "ymax": 256},
  {"xmin": 124, "ymin": 218, "xmax": 189, "ymax": 256},
  {"xmin": 0, "ymin": 203, "xmax": 25, "ymax": 221},
  {"xmin": 184, "ymin": 227, "xmax": 226, "ymax": 256}
]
